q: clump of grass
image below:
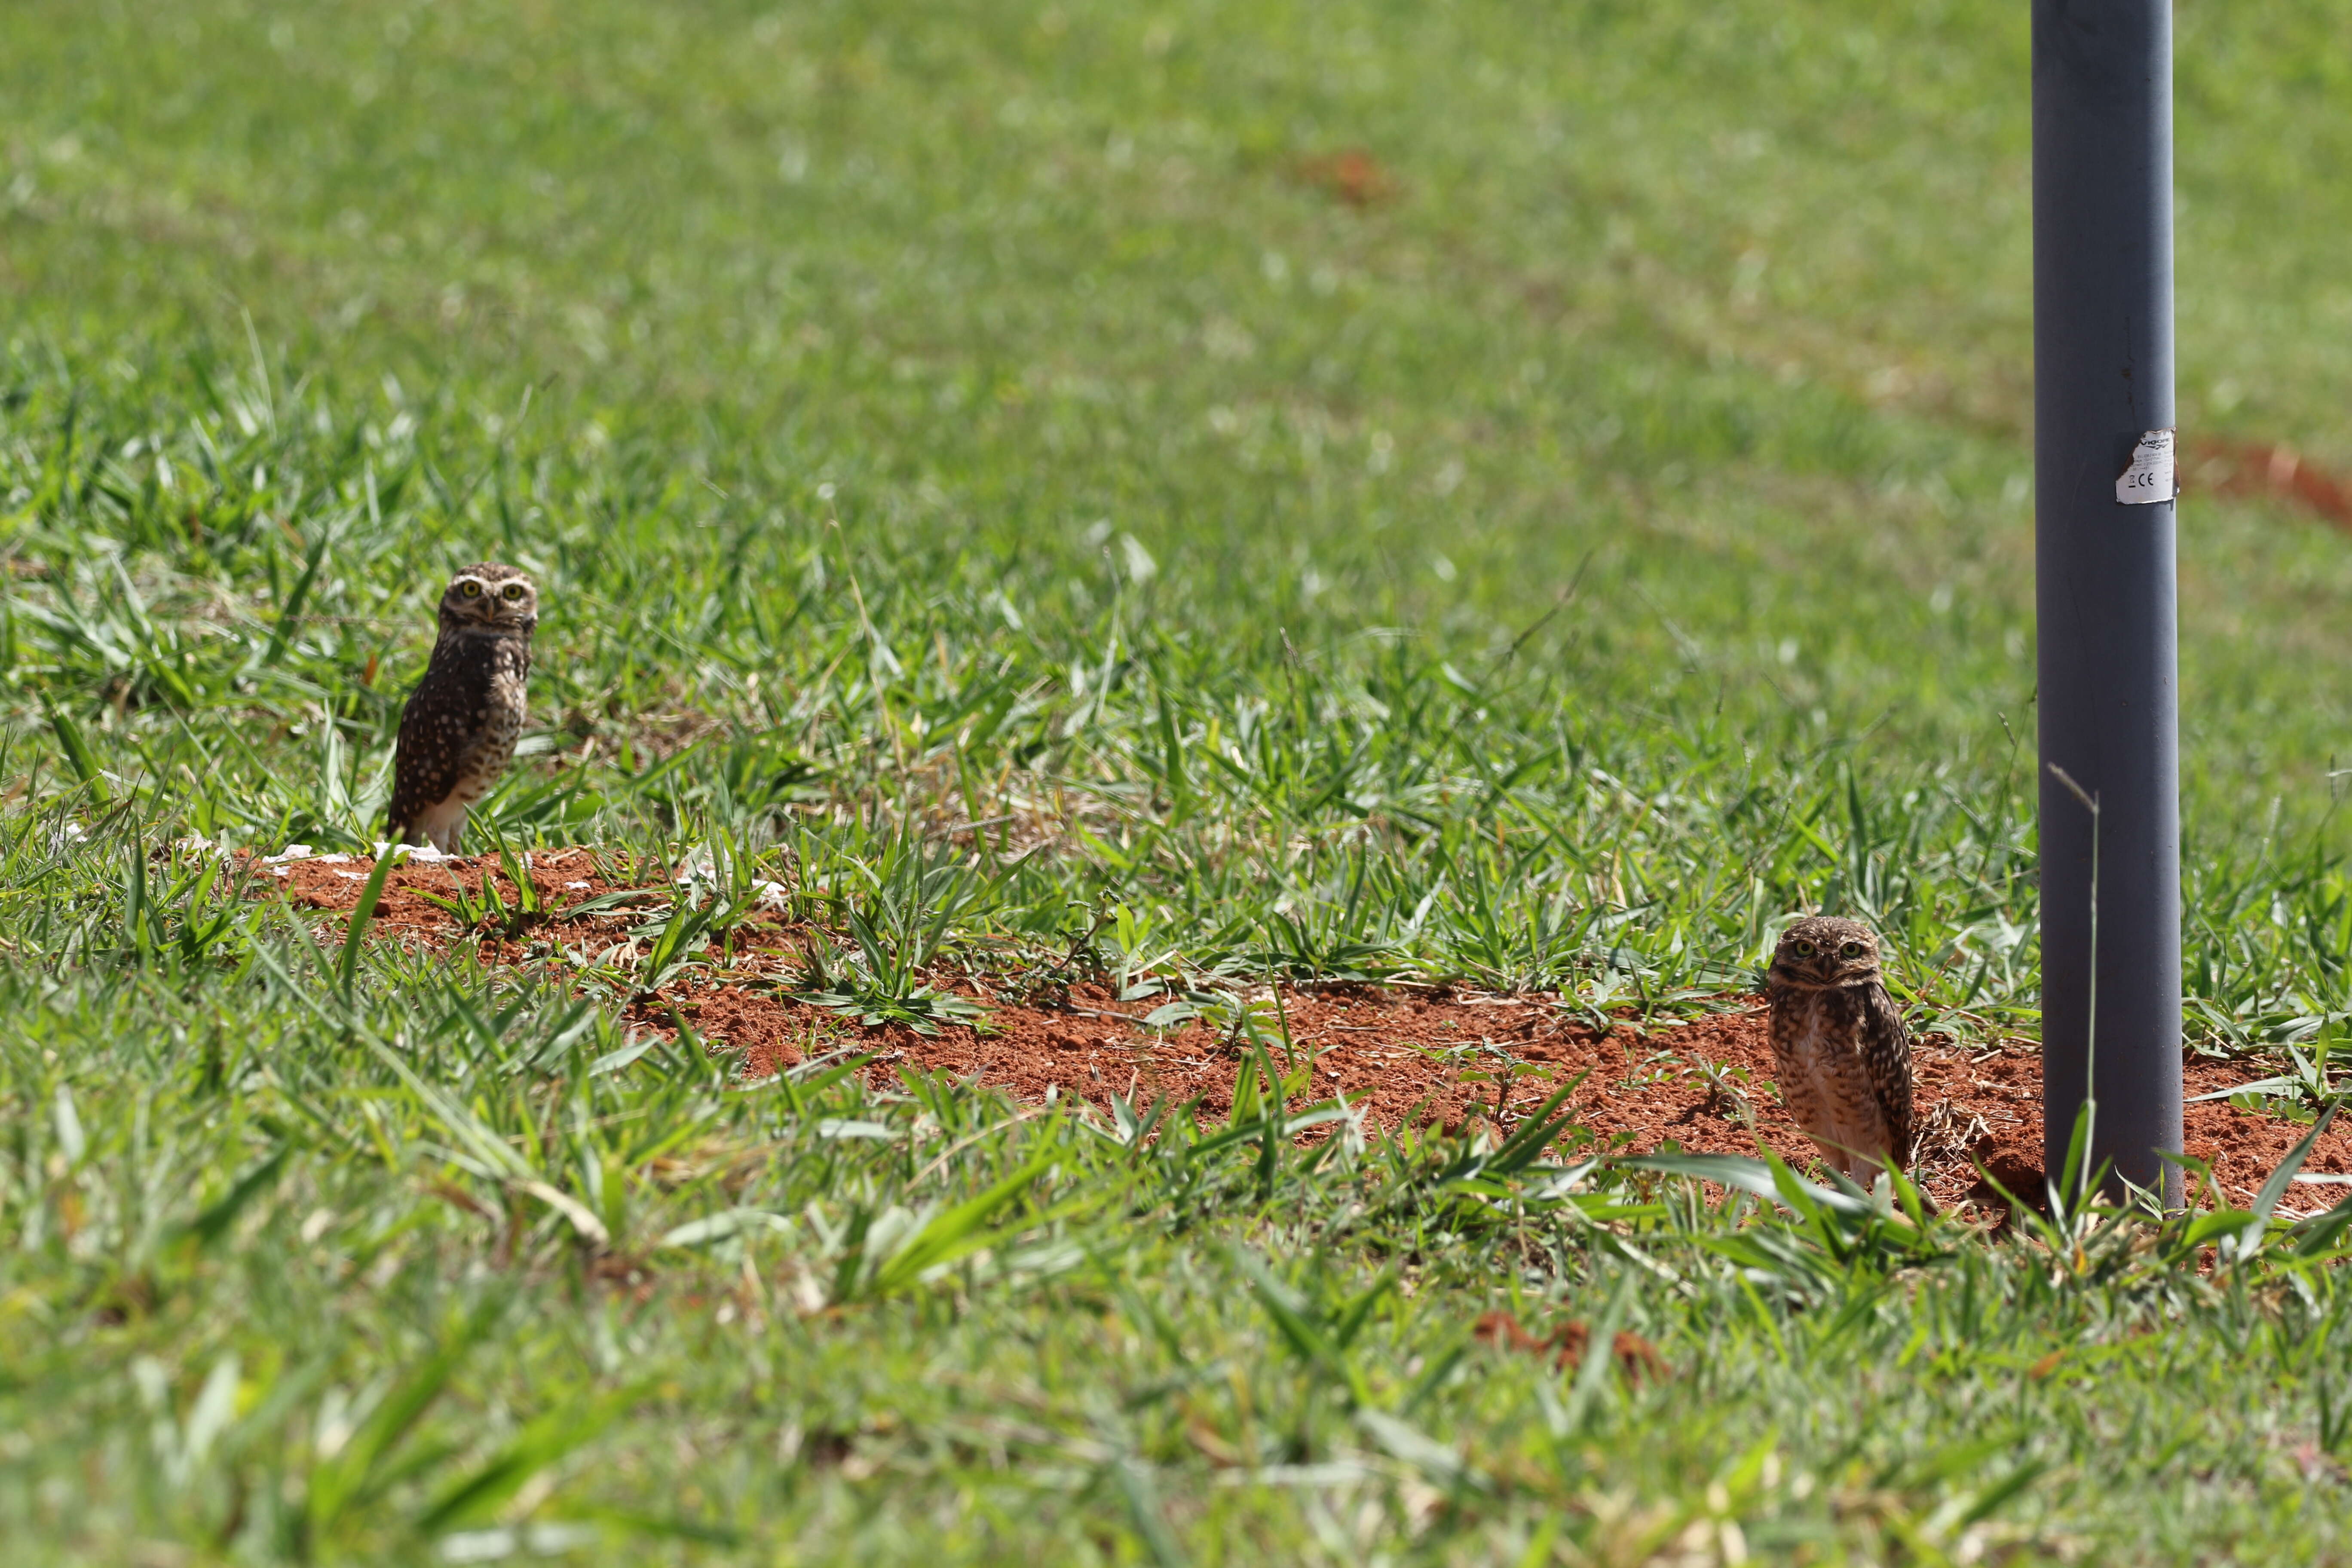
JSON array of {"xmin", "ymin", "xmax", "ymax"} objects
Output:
[{"xmin": 786, "ymin": 828, "xmax": 992, "ymax": 1033}]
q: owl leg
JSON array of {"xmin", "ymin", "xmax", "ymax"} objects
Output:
[
  {"xmin": 1801, "ymin": 1137, "xmax": 1847, "ymax": 1176},
  {"xmin": 416, "ymin": 797, "xmax": 468, "ymax": 855},
  {"xmin": 1814, "ymin": 1138, "xmax": 1880, "ymax": 1185}
]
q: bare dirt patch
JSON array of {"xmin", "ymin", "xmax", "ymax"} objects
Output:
[
  {"xmin": 263, "ymin": 845, "xmax": 640, "ymax": 936},
  {"xmin": 265, "ymin": 851, "xmax": 2352, "ymax": 1218},
  {"xmin": 2188, "ymin": 435, "xmax": 2352, "ymax": 533},
  {"xmin": 707, "ymin": 984, "xmax": 2347, "ymax": 1216}
]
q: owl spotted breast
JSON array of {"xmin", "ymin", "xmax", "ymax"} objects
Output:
[
  {"xmin": 384, "ymin": 564, "xmax": 539, "ymax": 854},
  {"xmin": 1764, "ymin": 916, "xmax": 1913, "ymax": 1182}
]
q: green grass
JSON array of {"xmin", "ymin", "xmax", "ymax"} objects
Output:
[{"xmin": 8, "ymin": 0, "xmax": 2352, "ymax": 1559}]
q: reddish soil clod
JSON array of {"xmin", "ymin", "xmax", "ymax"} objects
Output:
[
  {"xmin": 1295, "ymin": 147, "xmax": 1396, "ymax": 208},
  {"xmin": 1474, "ymin": 1312, "xmax": 1669, "ymax": 1381},
  {"xmin": 2187, "ymin": 435, "xmax": 2352, "ymax": 532}
]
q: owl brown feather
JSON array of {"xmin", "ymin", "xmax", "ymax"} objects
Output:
[
  {"xmin": 384, "ymin": 564, "xmax": 538, "ymax": 854},
  {"xmin": 1764, "ymin": 915, "xmax": 1913, "ymax": 1179}
]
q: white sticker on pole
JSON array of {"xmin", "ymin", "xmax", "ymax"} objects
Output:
[{"xmin": 2116, "ymin": 428, "xmax": 2177, "ymax": 504}]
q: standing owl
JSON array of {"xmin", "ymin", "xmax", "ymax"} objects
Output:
[
  {"xmin": 1765, "ymin": 916, "xmax": 1913, "ymax": 1182},
  {"xmin": 383, "ymin": 563, "xmax": 539, "ymax": 854}
]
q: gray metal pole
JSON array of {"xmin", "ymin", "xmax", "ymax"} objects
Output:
[{"xmin": 2033, "ymin": 0, "xmax": 2181, "ymax": 1205}]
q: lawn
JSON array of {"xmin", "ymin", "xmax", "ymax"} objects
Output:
[{"xmin": 6, "ymin": 0, "xmax": 2352, "ymax": 1560}]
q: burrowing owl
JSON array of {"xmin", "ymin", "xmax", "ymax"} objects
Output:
[
  {"xmin": 1765, "ymin": 916, "xmax": 1913, "ymax": 1182},
  {"xmin": 384, "ymin": 563, "xmax": 538, "ymax": 854}
]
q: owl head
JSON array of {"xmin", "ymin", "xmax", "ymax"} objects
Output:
[
  {"xmin": 1769, "ymin": 915, "xmax": 1884, "ymax": 989},
  {"xmin": 437, "ymin": 563, "xmax": 539, "ymax": 636}
]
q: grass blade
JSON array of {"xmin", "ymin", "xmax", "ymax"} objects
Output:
[{"xmin": 339, "ymin": 847, "xmax": 401, "ymax": 995}]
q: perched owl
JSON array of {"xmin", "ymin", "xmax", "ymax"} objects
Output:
[
  {"xmin": 383, "ymin": 563, "xmax": 539, "ymax": 854},
  {"xmin": 1764, "ymin": 916, "xmax": 1913, "ymax": 1182}
]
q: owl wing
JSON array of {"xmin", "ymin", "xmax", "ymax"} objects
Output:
[
  {"xmin": 384, "ymin": 653, "xmax": 488, "ymax": 835},
  {"xmin": 1859, "ymin": 985, "xmax": 1914, "ymax": 1163}
]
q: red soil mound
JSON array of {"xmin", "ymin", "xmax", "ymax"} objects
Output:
[
  {"xmin": 262, "ymin": 849, "xmax": 2352, "ymax": 1219},
  {"xmin": 260, "ymin": 844, "xmax": 637, "ymax": 936}
]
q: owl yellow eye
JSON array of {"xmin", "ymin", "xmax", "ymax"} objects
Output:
[
  {"xmin": 1792, "ymin": 940, "xmax": 1815, "ymax": 956},
  {"xmin": 460, "ymin": 581, "xmax": 482, "ymax": 597},
  {"xmin": 1841, "ymin": 941, "xmax": 1865, "ymax": 958},
  {"xmin": 502, "ymin": 583, "xmax": 526, "ymax": 601}
]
